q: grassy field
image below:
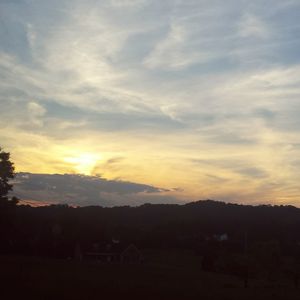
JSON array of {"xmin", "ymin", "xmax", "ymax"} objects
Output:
[{"xmin": 1, "ymin": 251, "xmax": 299, "ymax": 300}]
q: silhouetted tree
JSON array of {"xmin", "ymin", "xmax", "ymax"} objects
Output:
[
  {"xmin": 0, "ymin": 147, "xmax": 19, "ymax": 252},
  {"xmin": 0, "ymin": 147, "xmax": 18, "ymax": 207}
]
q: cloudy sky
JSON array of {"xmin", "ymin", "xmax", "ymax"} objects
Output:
[{"xmin": 1, "ymin": 0, "xmax": 300, "ymax": 206}]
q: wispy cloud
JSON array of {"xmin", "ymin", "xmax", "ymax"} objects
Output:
[
  {"xmin": 1, "ymin": 0, "xmax": 300, "ymax": 206},
  {"xmin": 237, "ymin": 13, "xmax": 270, "ymax": 39}
]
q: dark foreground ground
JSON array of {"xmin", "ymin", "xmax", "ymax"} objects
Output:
[{"xmin": 1, "ymin": 251, "xmax": 299, "ymax": 300}]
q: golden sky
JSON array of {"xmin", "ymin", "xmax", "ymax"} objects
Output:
[{"xmin": 1, "ymin": 0, "xmax": 300, "ymax": 206}]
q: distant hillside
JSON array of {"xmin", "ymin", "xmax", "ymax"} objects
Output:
[{"xmin": 13, "ymin": 200, "xmax": 300, "ymax": 251}]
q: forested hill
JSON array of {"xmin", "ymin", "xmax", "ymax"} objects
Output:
[{"xmin": 8, "ymin": 200, "xmax": 300, "ymax": 252}]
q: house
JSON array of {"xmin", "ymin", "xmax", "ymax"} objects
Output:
[
  {"xmin": 213, "ymin": 233, "xmax": 228, "ymax": 242},
  {"xmin": 85, "ymin": 241, "xmax": 143, "ymax": 263},
  {"xmin": 120, "ymin": 244, "xmax": 142, "ymax": 263}
]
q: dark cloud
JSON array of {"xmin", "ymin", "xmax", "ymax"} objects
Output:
[
  {"xmin": 105, "ymin": 157, "xmax": 124, "ymax": 164},
  {"xmin": 13, "ymin": 172, "xmax": 176, "ymax": 207},
  {"xmin": 205, "ymin": 174, "xmax": 229, "ymax": 183},
  {"xmin": 236, "ymin": 167, "xmax": 268, "ymax": 179},
  {"xmin": 191, "ymin": 158, "xmax": 246, "ymax": 170},
  {"xmin": 192, "ymin": 159, "xmax": 269, "ymax": 179},
  {"xmin": 172, "ymin": 187, "xmax": 184, "ymax": 192},
  {"xmin": 253, "ymin": 108, "xmax": 277, "ymax": 121},
  {"xmin": 203, "ymin": 130, "xmax": 255, "ymax": 145}
]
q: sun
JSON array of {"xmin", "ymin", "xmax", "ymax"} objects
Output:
[{"xmin": 64, "ymin": 153, "xmax": 100, "ymax": 175}]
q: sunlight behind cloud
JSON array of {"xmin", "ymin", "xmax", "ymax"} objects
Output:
[{"xmin": 64, "ymin": 153, "xmax": 101, "ymax": 175}]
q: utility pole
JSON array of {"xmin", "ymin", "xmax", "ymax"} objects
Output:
[{"xmin": 244, "ymin": 231, "xmax": 248, "ymax": 288}]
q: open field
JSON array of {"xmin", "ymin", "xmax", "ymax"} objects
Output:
[{"xmin": 1, "ymin": 251, "xmax": 299, "ymax": 300}]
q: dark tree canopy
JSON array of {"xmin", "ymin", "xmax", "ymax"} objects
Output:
[{"xmin": 0, "ymin": 147, "xmax": 18, "ymax": 206}]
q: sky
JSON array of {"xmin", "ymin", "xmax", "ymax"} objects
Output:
[{"xmin": 1, "ymin": 0, "xmax": 300, "ymax": 206}]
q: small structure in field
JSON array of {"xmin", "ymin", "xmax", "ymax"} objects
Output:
[
  {"xmin": 213, "ymin": 233, "xmax": 228, "ymax": 242},
  {"xmin": 85, "ymin": 242, "xmax": 143, "ymax": 263},
  {"xmin": 121, "ymin": 244, "xmax": 142, "ymax": 263}
]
